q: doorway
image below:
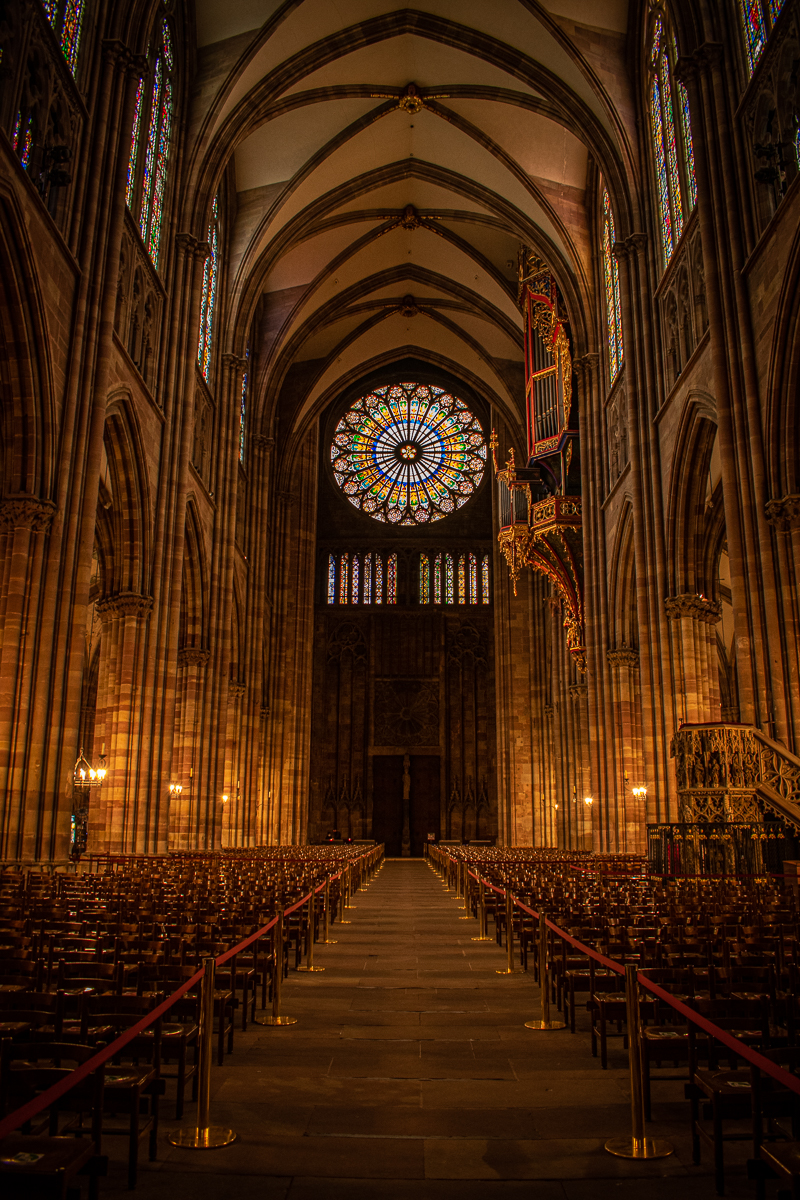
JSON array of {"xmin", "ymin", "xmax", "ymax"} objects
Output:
[{"xmin": 371, "ymin": 754, "xmax": 441, "ymax": 856}]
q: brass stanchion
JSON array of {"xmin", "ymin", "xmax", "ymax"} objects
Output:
[
  {"xmin": 338, "ymin": 872, "xmax": 352, "ymax": 924},
  {"xmin": 167, "ymin": 956, "xmax": 236, "ymax": 1148},
  {"xmin": 525, "ymin": 912, "xmax": 566, "ymax": 1030},
  {"xmin": 496, "ymin": 889, "xmax": 520, "ymax": 975},
  {"xmin": 297, "ymin": 892, "xmax": 324, "ymax": 972},
  {"xmin": 319, "ymin": 878, "xmax": 337, "ymax": 945},
  {"xmin": 344, "ymin": 864, "xmax": 357, "ymax": 910},
  {"xmin": 605, "ymin": 964, "xmax": 673, "ymax": 1159},
  {"xmin": 472, "ymin": 878, "xmax": 493, "ymax": 942},
  {"xmin": 459, "ymin": 865, "xmax": 471, "ymax": 918},
  {"xmin": 253, "ymin": 912, "xmax": 297, "ymax": 1027}
]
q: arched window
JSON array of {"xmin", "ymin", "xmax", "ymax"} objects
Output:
[
  {"xmin": 43, "ymin": 0, "xmax": 86, "ymax": 76},
  {"xmin": 601, "ymin": 188, "xmax": 624, "ymax": 383},
  {"xmin": 419, "ymin": 554, "xmax": 430, "ymax": 604},
  {"xmin": 239, "ymin": 344, "xmax": 249, "ymax": 462},
  {"xmin": 351, "ymin": 554, "xmax": 360, "ymax": 604},
  {"xmin": 647, "ymin": 7, "xmax": 697, "ymax": 268},
  {"xmin": 738, "ymin": 0, "xmax": 781, "ymax": 74},
  {"xmin": 481, "ymin": 555, "xmax": 490, "ymax": 604},
  {"xmin": 327, "ymin": 555, "xmax": 336, "ymax": 605},
  {"xmin": 434, "ymin": 553, "xmax": 443, "ymax": 604},
  {"xmin": 127, "ymin": 17, "xmax": 174, "ymax": 270},
  {"xmin": 197, "ymin": 195, "xmax": 219, "ymax": 382},
  {"xmin": 387, "ymin": 554, "xmax": 397, "ymax": 604}
]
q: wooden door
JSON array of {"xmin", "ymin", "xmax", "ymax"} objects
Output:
[
  {"xmin": 371, "ymin": 755, "xmax": 404, "ymax": 856},
  {"xmin": 410, "ymin": 755, "xmax": 441, "ymax": 857}
]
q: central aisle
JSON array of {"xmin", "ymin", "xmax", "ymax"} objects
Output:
[{"xmin": 144, "ymin": 859, "xmax": 732, "ymax": 1199}]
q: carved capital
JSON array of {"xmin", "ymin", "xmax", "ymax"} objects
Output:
[
  {"xmin": 695, "ymin": 41, "xmax": 724, "ymax": 71},
  {"xmin": 222, "ymin": 353, "xmax": 247, "ymax": 372},
  {"xmin": 626, "ymin": 232, "xmax": 648, "ymax": 254},
  {"xmin": 0, "ymin": 494, "xmax": 56, "ymax": 533},
  {"xmin": 672, "ymin": 55, "xmax": 698, "ymax": 86},
  {"xmin": 228, "ymin": 680, "xmax": 246, "ymax": 700},
  {"xmin": 664, "ymin": 593, "xmax": 721, "ymax": 624},
  {"xmin": 253, "ymin": 435, "xmax": 275, "ymax": 457},
  {"xmin": 177, "ymin": 647, "xmax": 210, "ymax": 669},
  {"xmin": 195, "ymin": 240, "xmax": 212, "ymax": 263},
  {"xmin": 607, "ymin": 646, "xmax": 640, "ymax": 668},
  {"xmin": 612, "ymin": 239, "xmax": 628, "ymax": 263},
  {"xmin": 95, "ymin": 592, "xmax": 153, "ymax": 620},
  {"xmin": 765, "ymin": 494, "xmax": 800, "ymax": 531},
  {"xmin": 175, "ymin": 233, "xmax": 198, "ymax": 256},
  {"xmin": 279, "ymin": 491, "xmax": 297, "ymax": 509},
  {"xmin": 543, "ymin": 703, "xmax": 554, "ymax": 719},
  {"xmin": 569, "ymin": 683, "xmax": 588, "ymax": 701}
]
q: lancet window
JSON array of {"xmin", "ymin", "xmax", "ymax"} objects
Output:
[
  {"xmin": 326, "ymin": 552, "xmax": 398, "ymax": 605},
  {"xmin": 419, "ymin": 552, "xmax": 490, "ymax": 605},
  {"xmin": 239, "ymin": 344, "xmax": 249, "ymax": 462},
  {"xmin": 601, "ymin": 188, "xmax": 624, "ymax": 383},
  {"xmin": 647, "ymin": 6, "xmax": 698, "ymax": 268},
  {"xmin": 197, "ymin": 194, "xmax": 219, "ymax": 382},
  {"xmin": 126, "ymin": 16, "xmax": 174, "ymax": 270},
  {"xmin": 43, "ymin": 0, "xmax": 86, "ymax": 76},
  {"xmin": 738, "ymin": 0, "xmax": 784, "ymax": 74}
]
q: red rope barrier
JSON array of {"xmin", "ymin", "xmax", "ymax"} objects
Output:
[
  {"xmin": 453, "ymin": 853, "xmax": 800, "ymax": 1099},
  {"xmin": 0, "ymin": 848, "xmax": 377, "ymax": 1138}
]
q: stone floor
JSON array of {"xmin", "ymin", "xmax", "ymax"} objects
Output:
[{"xmin": 107, "ymin": 859, "xmax": 760, "ymax": 1199}]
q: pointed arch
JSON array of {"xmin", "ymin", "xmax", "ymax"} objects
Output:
[
  {"xmin": 608, "ymin": 501, "xmax": 638, "ymax": 649},
  {"xmin": 665, "ymin": 394, "xmax": 718, "ymax": 595},
  {"xmin": 179, "ymin": 498, "xmax": 207, "ymax": 651},
  {"xmin": 102, "ymin": 394, "xmax": 152, "ymax": 597}
]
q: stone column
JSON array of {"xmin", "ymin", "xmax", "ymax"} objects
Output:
[
  {"xmin": 170, "ymin": 647, "xmax": 209, "ymax": 850},
  {"xmin": 606, "ymin": 647, "xmax": 645, "ymax": 851},
  {"xmin": 665, "ymin": 594, "xmax": 723, "ymax": 726}
]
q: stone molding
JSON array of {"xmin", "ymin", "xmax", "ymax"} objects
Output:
[
  {"xmin": 664, "ymin": 593, "xmax": 721, "ymax": 624},
  {"xmin": 177, "ymin": 647, "xmax": 210, "ymax": 669},
  {"xmin": 95, "ymin": 592, "xmax": 153, "ymax": 620},
  {"xmin": 569, "ymin": 683, "xmax": 588, "ymax": 701},
  {"xmin": 607, "ymin": 646, "xmax": 640, "ymax": 668},
  {"xmin": 222, "ymin": 353, "xmax": 247, "ymax": 371},
  {"xmin": 0, "ymin": 495, "xmax": 57, "ymax": 533},
  {"xmin": 765, "ymin": 494, "xmax": 800, "ymax": 530},
  {"xmin": 228, "ymin": 681, "xmax": 246, "ymax": 700}
]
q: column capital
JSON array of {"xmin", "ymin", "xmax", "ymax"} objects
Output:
[
  {"xmin": 0, "ymin": 494, "xmax": 56, "ymax": 533},
  {"xmin": 96, "ymin": 591, "xmax": 153, "ymax": 620},
  {"xmin": 178, "ymin": 647, "xmax": 210, "ymax": 669},
  {"xmin": 765, "ymin": 494, "xmax": 800, "ymax": 531},
  {"xmin": 607, "ymin": 646, "xmax": 640, "ymax": 668},
  {"xmin": 664, "ymin": 592, "xmax": 721, "ymax": 624}
]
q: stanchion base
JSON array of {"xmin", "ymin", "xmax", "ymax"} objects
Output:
[
  {"xmin": 338, "ymin": 920, "xmax": 352, "ymax": 925},
  {"xmin": 297, "ymin": 965, "xmax": 325, "ymax": 972},
  {"xmin": 318, "ymin": 939, "xmax": 338, "ymax": 944},
  {"xmin": 252, "ymin": 1015, "xmax": 298, "ymax": 1026},
  {"xmin": 459, "ymin": 914, "xmax": 472, "ymax": 920},
  {"xmin": 604, "ymin": 1137, "xmax": 674, "ymax": 1160},
  {"xmin": 167, "ymin": 1126, "xmax": 237, "ymax": 1149},
  {"xmin": 471, "ymin": 935, "xmax": 494, "ymax": 942},
  {"xmin": 496, "ymin": 968, "xmax": 523, "ymax": 975},
  {"xmin": 524, "ymin": 1019, "xmax": 567, "ymax": 1030}
]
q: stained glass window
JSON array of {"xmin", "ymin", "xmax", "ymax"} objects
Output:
[
  {"xmin": 338, "ymin": 554, "xmax": 349, "ymax": 605},
  {"xmin": 42, "ymin": 0, "xmax": 85, "ymax": 76},
  {"xmin": 375, "ymin": 555, "xmax": 384, "ymax": 604},
  {"xmin": 739, "ymin": 0, "xmax": 767, "ymax": 73},
  {"xmin": 12, "ymin": 111, "xmax": 32, "ymax": 171},
  {"xmin": 481, "ymin": 555, "xmax": 490, "ymax": 604},
  {"xmin": 602, "ymin": 188, "xmax": 624, "ymax": 383},
  {"xmin": 239, "ymin": 345, "xmax": 249, "ymax": 463},
  {"xmin": 647, "ymin": 9, "xmax": 697, "ymax": 270},
  {"xmin": 468, "ymin": 553, "xmax": 478, "ymax": 604},
  {"xmin": 351, "ymin": 555, "xmax": 360, "ymax": 604},
  {"xmin": 387, "ymin": 554, "xmax": 397, "ymax": 604},
  {"xmin": 364, "ymin": 553, "xmax": 373, "ymax": 604},
  {"xmin": 420, "ymin": 554, "xmax": 430, "ymax": 604},
  {"xmin": 445, "ymin": 554, "xmax": 454, "ymax": 605},
  {"xmin": 327, "ymin": 555, "xmax": 336, "ymax": 605},
  {"xmin": 457, "ymin": 555, "xmax": 466, "ymax": 605},
  {"xmin": 434, "ymin": 553, "xmax": 442, "ymax": 604},
  {"xmin": 330, "ymin": 382, "xmax": 486, "ymax": 525},
  {"xmin": 128, "ymin": 18, "xmax": 174, "ymax": 271},
  {"xmin": 197, "ymin": 195, "xmax": 219, "ymax": 382}
]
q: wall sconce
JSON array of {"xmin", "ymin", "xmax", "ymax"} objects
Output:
[
  {"xmin": 168, "ymin": 782, "xmax": 183, "ymax": 797},
  {"xmin": 73, "ymin": 748, "xmax": 107, "ymax": 787},
  {"xmin": 221, "ymin": 794, "xmax": 229, "ymax": 804},
  {"xmin": 584, "ymin": 795, "xmax": 593, "ymax": 808},
  {"xmin": 632, "ymin": 784, "xmax": 648, "ymax": 799}
]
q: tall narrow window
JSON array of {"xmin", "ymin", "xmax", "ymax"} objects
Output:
[
  {"xmin": 445, "ymin": 555, "xmax": 454, "ymax": 605},
  {"xmin": 434, "ymin": 553, "xmax": 442, "ymax": 604},
  {"xmin": 387, "ymin": 554, "xmax": 397, "ymax": 604},
  {"xmin": 239, "ymin": 345, "xmax": 249, "ymax": 463},
  {"xmin": 129, "ymin": 18, "xmax": 174, "ymax": 270},
  {"xmin": 364, "ymin": 553, "xmax": 373, "ymax": 604},
  {"xmin": 12, "ymin": 111, "xmax": 32, "ymax": 170},
  {"xmin": 481, "ymin": 555, "xmax": 490, "ymax": 604},
  {"xmin": 197, "ymin": 194, "xmax": 219, "ymax": 382},
  {"xmin": 468, "ymin": 553, "xmax": 478, "ymax": 604},
  {"xmin": 375, "ymin": 555, "xmax": 384, "ymax": 604},
  {"xmin": 602, "ymin": 188, "xmax": 624, "ymax": 383},
  {"xmin": 351, "ymin": 555, "xmax": 360, "ymax": 604},
  {"xmin": 43, "ymin": 0, "xmax": 86, "ymax": 76},
  {"xmin": 647, "ymin": 9, "xmax": 697, "ymax": 269},
  {"xmin": 739, "ymin": 0, "xmax": 768, "ymax": 73},
  {"xmin": 419, "ymin": 554, "xmax": 430, "ymax": 604},
  {"xmin": 327, "ymin": 555, "xmax": 336, "ymax": 605},
  {"xmin": 338, "ymin": 553, "xmax": 349, "ymax": 605},
  {"xmin": 457, "ymin": 555, "xmax": 466, "ymax": 605}
]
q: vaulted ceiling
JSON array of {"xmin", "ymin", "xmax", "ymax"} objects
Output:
[{"xmin": 186, "ymin": 1, "xmax": 639, "ymax": 448}]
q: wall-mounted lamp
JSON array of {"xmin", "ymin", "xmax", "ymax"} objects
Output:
[
  {"xmin": 632, "ymin": 784, "xmax": 648, "ymax": 799},
  {"xmin": 168, "ymin": 782, "xmax": 183, "ymax": 797},
  {"xmin": 221, "ymin": 794, "xmax": 229, "ymax": 804},
  {"xmin": 584, "ymin": 795, "xmax": 593, "ymax": 807}
]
